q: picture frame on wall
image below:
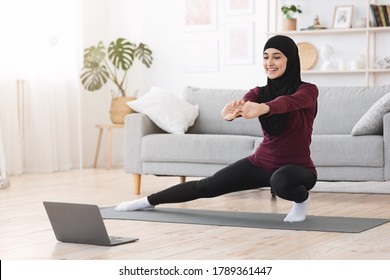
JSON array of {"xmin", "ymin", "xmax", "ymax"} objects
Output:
[
  {"xmin": 184, "ymin": 0, "xmax": 217, "ymax": 32},
  {"xmin": 225, "ymin": 0, "xmax": 254, "ymax": 15},
  {"xmin": 332, "ymin": 5, "xmax": 354, "ymax": 29},
  {"xmin": 224, "ymin": 22, "xmax": 254, "ymax": 65}
]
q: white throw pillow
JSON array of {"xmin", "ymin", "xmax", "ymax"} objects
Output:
[
  {"xmin": 127, "ymin": 87, "xmax": 199, "ymax": 134},
  {"xmin": 351, "ymin": 92, "xmax": 390, "ymax": 136}
]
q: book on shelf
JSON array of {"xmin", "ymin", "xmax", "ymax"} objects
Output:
[
  {"xmin": 370, "ymin": 4, "xmax": 390, "ymax": 27},
  {"xmin": 383, "ymin": 5, "xmax": 390, "ymax": 26}
]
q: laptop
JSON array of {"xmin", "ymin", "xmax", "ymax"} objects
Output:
[{"xmin": 43, "ymin": 201, "xmax": 138, "ymax": 246}]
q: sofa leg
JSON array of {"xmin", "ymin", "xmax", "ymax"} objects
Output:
[
  {"xmin": 180, "ymin": 176, "xmax": 186, "ymax": 183},
  {"xmin": 133, "ymin": 174, "xmax": 141, "ymax": 195},
  {"xmin": 270, "ymin": 187, "xmax": 276, "ymax": 199}
]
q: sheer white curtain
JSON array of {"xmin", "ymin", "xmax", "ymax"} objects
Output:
[
  {"xmin": 0, "ymin": 126, "xmax": 10, "ymax": 188},
  {"xmin": 0, "ymin": 0, "xmax": 82, "ymax": 174}
]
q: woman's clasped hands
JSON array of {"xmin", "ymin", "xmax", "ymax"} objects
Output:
[
  {"xmin": 221, "ymin": 99, "xmax": 245, "ymax": 121},
  {"xmin": 222, "ymin": 100, "xmax": 270, "ymax": 121}
]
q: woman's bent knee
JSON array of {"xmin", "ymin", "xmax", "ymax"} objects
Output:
[{"xmin": 270, "ymin": 164, "xmax": 316, "ymax": 200}]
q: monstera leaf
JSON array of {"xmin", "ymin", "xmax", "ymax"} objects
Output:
[
  {"xmin": 80, "ymin": 65, "xmax": 109, "ymax": 92},
  {"xmin": 83, "ymin": 41, "xmax": 106, "ymax": 68},
  {"xmin": 108, "ymin": 38, "xmax": 136, "ymax": 71},
  {"xmin": 134, "ymin": 43, "xmax": 153, "ymax": 68}
]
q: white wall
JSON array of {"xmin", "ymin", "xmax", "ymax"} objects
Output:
[
  {"xmin": 81, "ymin": 0, "xmax": 113, "ymax": 169},
  {"xmin": 106, "ymin": 0, "xmax": 269, "ymax": 95},
  {"xmin": 82, "ymin": 0, "xmax": 270, "ymax": 168},
  {"xmin": 81, "ymin": 0, "xmax": 390, "ymax": 169}
]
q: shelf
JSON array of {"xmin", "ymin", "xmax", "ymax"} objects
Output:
[
  {"xmin": 302, "ymin": 70, "xmax": 365, "ymax": 74},
  {"xmin": 367, "ymin": 68, "xmax": 390, "ymax": 73},
  {"xmin": 267, "ymin": 26, "xmax": 390, "ymax": 36},
  {"xmin": 302, "ymin": 69, "xmax": 390, "ymax": 74},
  {"xmin": 268, "ymin": 0, "xmax": 390, "ymax": 86},
  {"xmin": 367, "ymin": 26, "xmax": 390, "ymax": 33}
]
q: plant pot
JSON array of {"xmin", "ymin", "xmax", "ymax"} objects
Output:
[
  {"xmin": 109, "ymin": 96, "xmax": 136, "ymax": 124},
  {"xmin": 283, "ymin": 18, "xmax": 297, "ymax": 31}
]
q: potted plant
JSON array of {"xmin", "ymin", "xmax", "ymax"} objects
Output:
[
  {"xmin": 81, "ymin": 37, "xmax": 153, "ymax": 124},
  {"xmin": 281, "ymin": 4, "xmax": 302, "ymax": 31}
]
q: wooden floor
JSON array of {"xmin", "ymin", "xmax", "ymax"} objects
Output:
[{"xmin": 1, "ymin": 169, "xmax": 390, "ymax": 260}]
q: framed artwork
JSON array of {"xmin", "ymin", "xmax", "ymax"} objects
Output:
[
  {"xmin": 332, "ymin": 5, "xmax": 354, "ymax": 28},
  {"xmin": 224, "ymin": 22, "xmax": 254, "ymax": 65},
  {"xmin": 184, "ymin": 0, "xmax": 217, "ymax": 31},
  {"xmin": 181, "ymin": 39, "xmax": 219, "ymax": 72},
  {"xmin": 225, "ymin": 0, "xmax": 254, "ymax": 15}
]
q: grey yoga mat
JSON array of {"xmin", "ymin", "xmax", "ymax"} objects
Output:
[{"xmin": 100, "ymin": 207, "xmax": 389, "ymax": 233}]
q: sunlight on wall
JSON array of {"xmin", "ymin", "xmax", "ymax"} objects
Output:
[
  {"xmin": 0, "ymin": 0, "xmax": 83, "ymax": 174},
  {"xmin": 0, "ymin": 0, "xmax": 82, "ymax": 80}
]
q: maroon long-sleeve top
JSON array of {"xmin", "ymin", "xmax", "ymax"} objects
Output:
[{"xmin": 243, "ymin": 83, "xmax": 318, "ymax": 175}]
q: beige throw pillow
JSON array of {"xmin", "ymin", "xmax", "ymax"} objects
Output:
[{"xmin": 351, "ymin": 92, "xmax": 390, "ymax": 135}]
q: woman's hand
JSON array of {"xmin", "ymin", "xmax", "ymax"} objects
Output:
[
  {"xmin": 241, "ymin": 102, "xmax": 270, "ymax": 119},
  {"xmin": 221, "ymin": 100, "xmax": 245, "ymax": 121}
]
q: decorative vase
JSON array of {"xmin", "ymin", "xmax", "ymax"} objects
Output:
[
  {"xmin": 109, "ymin": 96, "xmax": 136, "ymax": 124},
  {"xmin": 283, "ymin": 18, "xmax": 297, "ymax": 31}
]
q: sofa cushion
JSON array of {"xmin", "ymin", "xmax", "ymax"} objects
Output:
[
  {"xmin": 182, "ymin": 87, "xmax": 261, "ymax": 137},
  {"xmin": 141, "ymin": 134, "xmax": 258, "ymax": 165},
  {"xmin": 314, "ymin": 85, "xmax": 390, "ymax": 135},
  {"xmin": 128, "ymin": 87, "xmax": 199, "ymax": 134},
  {"xmin": 311, "ymin": 135, "xmax": 383, "ymax": 167},
  {"xmin": 351, "ymin": 92, "xmax": 390, "ymax": 135}
]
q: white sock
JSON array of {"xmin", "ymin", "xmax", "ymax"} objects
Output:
[
  {"xmin": 284, "ymin": 197, "xmax": 310, "ymax": 222},
  {"xmin": 115, "ymin": 197, "xmax": 154, "ymax": 211}
]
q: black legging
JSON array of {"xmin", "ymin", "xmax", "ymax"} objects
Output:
[{"xmin": 147, "ymin": 158, "xmax": 317, "ymax": 206}]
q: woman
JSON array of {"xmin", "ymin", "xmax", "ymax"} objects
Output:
[{"xmin": 116, "ymin": 35, "xmax": 318, "ymax": 222}]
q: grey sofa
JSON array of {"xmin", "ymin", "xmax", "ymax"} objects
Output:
[{"xmin": 124, "ymin": 85, "xmax": 390, "ymax": 194}]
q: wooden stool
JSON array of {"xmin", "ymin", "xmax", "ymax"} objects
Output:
[{"xmin": 93, "ymin": 124, "xmax": 124, "ymax": 170}]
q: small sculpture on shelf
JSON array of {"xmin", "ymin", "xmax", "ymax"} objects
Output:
[
  {"xmin": 301, "ymin": 15, "xmax": 327, "ymax": 30},
  {"xmin": 314, "ymin": 15, "xmax": 320, "ymax": 26},
  {"xmin": 320, "ymin": 45, "xmax": 334, "ymax": 70}
]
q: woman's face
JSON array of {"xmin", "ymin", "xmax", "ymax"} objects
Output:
[{"xmin": 263, "ymin": 48, "xmax": 288, "ymax": 79}]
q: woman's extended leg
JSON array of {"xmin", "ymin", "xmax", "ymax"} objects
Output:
[
  {"xmin": 116, "ymin": 158, "xmax": 272, "ymax": 211},
  {"xmin": 270, "ymin": 164, "xmax": 317, "ymax": 222}
]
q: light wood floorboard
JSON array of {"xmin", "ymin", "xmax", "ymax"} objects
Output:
[{"xmin": 1, "ymin": 169, "xmax": 390, "ymax": 260}]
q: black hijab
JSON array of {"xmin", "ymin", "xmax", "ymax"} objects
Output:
[{"xmin": 258, "ymin": 35, "xmax": 303, "ymax": 136}]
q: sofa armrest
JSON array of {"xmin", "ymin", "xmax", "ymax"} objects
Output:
[
  {"xmin": 124, "ymin": 113, "xmax": 164, "ymax": 174},
  {"xmin": 384, "ymin": 112, "xmax": 390, "ymax": 180}
]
